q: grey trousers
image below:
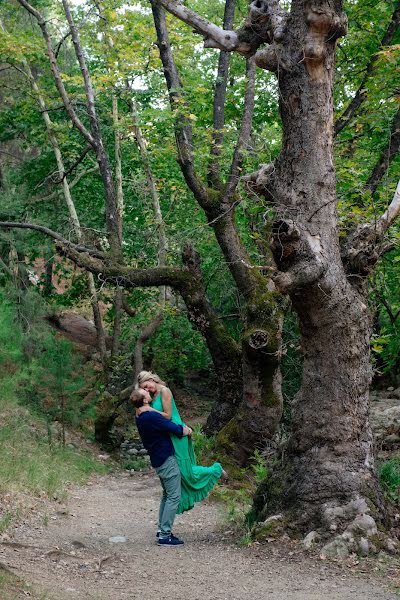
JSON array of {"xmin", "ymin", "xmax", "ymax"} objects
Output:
[{"xmin": 155, "ymin": 455, "xmax": 181, "ymax": 537}]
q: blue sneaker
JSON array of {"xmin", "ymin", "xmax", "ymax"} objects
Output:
[{"xmin": 157, "ymin": 534, "xmax": 184, "ymax": 546}]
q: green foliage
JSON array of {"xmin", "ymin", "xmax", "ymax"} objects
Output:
[
  {"xmin": 0, "ymin": 0, "xmax": 399, "ymax": 461},
  {"xmin": 0, "ymin": 287, "xmax": 96, "ymax": 429},
  {"xmin": 370, "ymin": 249, "xmax": 400, "ymax": 383},
  {"xmin": 250, "ymin": 449, "xmax": 269, "ymax": 484},
  {"xmin": 379, "ymin": 456, "xmax": 400, "ymax": 504},
  {"xmin": 192, "ymin": 424, "xmax": 217, "ymax": 464}
]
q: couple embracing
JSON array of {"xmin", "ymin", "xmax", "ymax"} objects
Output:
[{"xmin": 130, "ymin": 370, "xmax": 224, "ymax": 547}]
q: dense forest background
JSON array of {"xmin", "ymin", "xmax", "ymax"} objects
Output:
[{"xmin": 0, "ymin": 0, "xmax": 399, "ymax": 551}]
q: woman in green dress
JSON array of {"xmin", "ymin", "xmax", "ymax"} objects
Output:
[{"xmin": 136, "ymin": 370, "xmax": 223, "ymax": 515}]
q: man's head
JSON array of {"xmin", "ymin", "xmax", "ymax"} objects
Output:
[{"xmin": 130, "ymin": 389, "xmax": 147, "ymax": 409}]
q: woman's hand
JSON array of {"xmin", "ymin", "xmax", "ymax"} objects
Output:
[{"xmin": 137, "ymin": 405, "xmax": 152, "ymax": 415}]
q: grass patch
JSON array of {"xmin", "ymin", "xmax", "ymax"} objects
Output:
[
  {"xmin": 0, "ymin": 383, "xmax": 108, "ymax": 502},
  {"xmin": 379, "ymin": 455, "xmax": 400, "ymax": 504},
  {"xmin": 0, "ymin": 568, "xmax": 48, "ymax": 600},
  {"xmin": 0, "ymin": 289, "xmax": 109, "ymax": 531}
]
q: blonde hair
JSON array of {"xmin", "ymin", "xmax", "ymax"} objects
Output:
[{"xmin": 136, "ymin": 370, "xmax": 166, "ymax": 388}]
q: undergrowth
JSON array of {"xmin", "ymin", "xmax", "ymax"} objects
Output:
[
  {"xmin": 0, "ymin": 289, "xmax": 108, "ymax": 531},
  {"xmin": 192, "ymin": 425, "xmax": 272, "ymax": 545}
]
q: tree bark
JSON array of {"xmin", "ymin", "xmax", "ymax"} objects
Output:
[{"xmin": 247, "ymin": 0, "xmax": 386, "ymax": 531}]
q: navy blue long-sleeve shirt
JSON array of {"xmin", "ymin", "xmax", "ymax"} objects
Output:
[{"xmin": 135, "ymin": 411, "xmax": 184, "ymax": 468}]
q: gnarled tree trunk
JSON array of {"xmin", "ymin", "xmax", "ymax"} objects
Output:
[{"xmin": 247, "ymin": 0, "xmax": 387, "ymax": 531}]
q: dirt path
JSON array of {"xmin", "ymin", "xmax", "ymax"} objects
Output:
[{"xmin": 0, "ymin": 472, "xmax": 398, "ymax": 600}]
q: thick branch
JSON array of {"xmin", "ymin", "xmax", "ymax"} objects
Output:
[
  {"xmin": 156, "ymin": 0, "xmax": 288, "ymax": 56},
  {"xmin": 335, "ymin": 1, "xmax": 400, "ymax": 136},
  {"xmin": 365, "ymin": 106, "xmax": 400, "ymax": 194},
  {"xmin": 56, "ymin": 244, "xmax": 188, "ymax": 289},
  {"xmin": 155, "ymin": 0, "xmax": 243, "ymax": 53}
]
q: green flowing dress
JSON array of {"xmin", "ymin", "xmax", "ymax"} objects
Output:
[{"xmin": 152, "ymin": 389, "xmax": 222, "ymax": 514}]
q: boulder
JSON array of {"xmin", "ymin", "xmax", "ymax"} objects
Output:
[
  {"xmin": 369, "ymin": 395, "xmax": 400, "ymax": 450},
  {"xmin": 303, "ymin": 531, "xmax": 320, "ymax": 550},
  {"xmin": 320, "ymin": 537, "xmax": 350, "ymax": 560}
]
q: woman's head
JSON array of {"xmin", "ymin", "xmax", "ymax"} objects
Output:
[{"xmin": 137, "ymin": 370, "xmax": 166, "ymax": 394}]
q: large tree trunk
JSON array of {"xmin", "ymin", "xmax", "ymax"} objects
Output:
[{"xmin": 249, "ymin": 0, "xmax": 386, "ymax": 532}]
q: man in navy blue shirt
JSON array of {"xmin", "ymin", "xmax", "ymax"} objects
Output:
[{"xmin": 131, "ymin": 389, "xmax": 192, "ymax": 546}]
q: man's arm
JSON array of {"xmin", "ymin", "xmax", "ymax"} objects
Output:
[{"xmin": 150, "ymin": 412, "xmax": 192, "ymax": 437}]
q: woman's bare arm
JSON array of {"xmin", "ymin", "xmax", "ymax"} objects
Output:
[{"xmin": 158, "ymin": 387, "xmax": 172, "ymax": 419}]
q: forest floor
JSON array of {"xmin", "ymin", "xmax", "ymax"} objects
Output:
[{"xmin": 0, "ymin": 471, "xmax": 399, "ymax": 600}]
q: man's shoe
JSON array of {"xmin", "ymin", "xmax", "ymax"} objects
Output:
[{"xmin": 157, "ymin": 534, "xmax": 184, "ymax": 546}]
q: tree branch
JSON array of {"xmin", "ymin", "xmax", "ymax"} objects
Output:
[
  {"xmin": 335, "ymin": 1, "xmax": 400, "ymax": 136},
  {"xmin": 207, "ymin": 0, "xmax": 236, "ymax": 189},
  {"xmin": 16, "ymin": 0, "xmax": 95, "ymax": 146},
  {"xmin": 342, "ymin": 179, "xmax": 400, "ymax": 275},
  {"xmin": 150, "ymin": 0, "xmax": 209, "ymax": 205},
  {"xmin": 226, "ymin": 57, "xmax": 256, "ymax": 198},
  {"xmin": 53, "ymin": 144, "xmax": 93, "ymax": 183},
  {"xmin": 0, "ymin": 221, "xmax": 186, "ymax": 289},
  {"xmin": 156, "ymin": 0, "xmax": 288, "ymax": 56},
  {"xmin": 365, "ymin": 105, "xmax": 400, "ymax": 195},
  {"xmin": 0, "ymin": 221, "xmax": 105, "ymax": 259},
  {"xmin": 54, "ymin": 30, "xmax": 72, "ymax": 59},
  {"xmin": 154, "ymin": 0, "xmax": 244, "ymax": 53},
  {"xmin": 122, "ymin": 295, "xmax": 137, "ymax": 317},
  {"xmin": 56, "ymin": 243, "xmax": 188, "ymax": 290},
  {"xmin": 29, "ymin": 166, "xmax": 98, "ymax": 204},
  {"xmin": 61, "ymin": 0, "xmax": 121, "ymax": 253}
]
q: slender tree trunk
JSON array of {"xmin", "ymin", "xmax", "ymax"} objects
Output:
[
  {"xmin": 27, "ymin": 67, "xmax": 108, "ymax": 365},
  {"xmin": 110, "ymin": 95, "xmax": 124, "ymax": 360},
  {"xmin": 128, "ymin": 97, "xmax": 168, "ymax": 374}
]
